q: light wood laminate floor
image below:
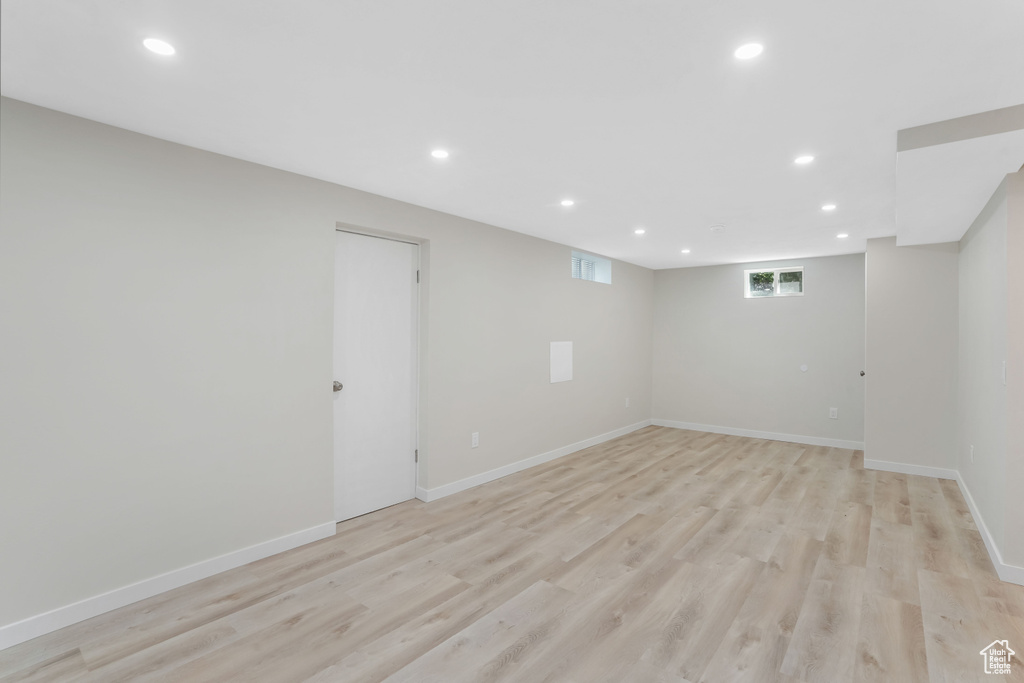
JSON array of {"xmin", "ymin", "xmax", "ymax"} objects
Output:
[{"xmin": 3, "ymin": 426, "xmax": 1022, "ymax": 682}]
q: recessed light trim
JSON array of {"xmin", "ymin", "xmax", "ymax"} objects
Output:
[
  {"xmin": 822, "ymin": 204, "xmax": 837, "ymax": 211},
  {"xmin": 734, "ymin": 43, "xmax": 764, "ymax": 60},
  {"xmin": 681, "ymin": 249, "xmax": 691, "ymax": 254},
  {"xmin": 430, "ymin": 149, "xmax": 449, "ymax": 160},
  {"xmin": 794, "ymin": 155, "xmax": 815, "ymax": 165},
  {"xmin": 837, "ymin": 233, "xmax": 849, "ymax": 239},
  {"xmin": 560, "ymin": 199, "xmax": 575, "ymax": 207},
  {"xmin": 710, "ymin": 224, "xmax": 725, "ymax": 233},
  {"xmin": 143, "ymin": 38, "xmax": 175, "ymax": 56},
  {"xmin": 634, "ymin": 228, "xmax": 646, "ymax": 235}
]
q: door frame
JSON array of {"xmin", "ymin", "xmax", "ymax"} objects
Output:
[{"xmin": 334, "ymin": 222, "xmax": 428, "ymax": 504}]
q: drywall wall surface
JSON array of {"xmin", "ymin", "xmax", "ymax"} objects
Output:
[
  {"xmin": 958, "ymin": 181, "xmax": 1008, "ymax": 554},
  {"xmin": 864, "ymin": 237, "xmax": 959, "ymax": 470},
  {"xmin": 0, "ymin": 98, "xmax": 335, "ymax": 629},
  {"xmin": 1002, "ymin": 170, "xmax": 1024, "ymax": 567},
  {"xmin": 418, "ymin": 212, "xmax": 654, "ymax": 489},
  {"xmin": 652, "ymin": 254, "xmax": 865, "ymax": 443},
  {"xmin": 0, "ymin": 97, "xmax": 653, "ymax": 629}
]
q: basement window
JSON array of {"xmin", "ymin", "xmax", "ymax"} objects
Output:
[
  {"xmin": 571, "ymin": 250, "xmax": 611, "ymax": 284},
  {"xmin": 744, "ymin": 266, "xmax": 803, "ymax": 298}
]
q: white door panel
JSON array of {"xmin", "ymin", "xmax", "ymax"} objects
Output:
[{"xmin": 333, "ymin": 231, "xmax": 417, "ymax": 521}]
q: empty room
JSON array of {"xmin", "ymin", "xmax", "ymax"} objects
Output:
[{"xmin": 1, "ymin": 1, "xmax": 1023, "ymax": 681}]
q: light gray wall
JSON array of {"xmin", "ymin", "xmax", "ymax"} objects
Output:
[
  {"xmin": 864, "ymin": 237, "xmax": 958, "ymax": 470},
  {"xmin": 422, "ymin": 218, "xmax": 654, "ymax": 488},
  {"xmin": 862, "ymin": 174, "xmax": 1024, "ymax": 580},
  {"xmin": 0, "ymin": 97, "xmax": 653, "ymax": 628},
  {"xmin": 957, "ymin": 181, "xmax": 1008, "ymax": 552},
  {"xmin": 1005, "ymin": 170, "xmax": 1024, "ymax": 568},
  {"xmin": 652, "ymin": 255, "xmax": 865, "ymax": 445},
  {"xmin": 957, "ymin": 169, "xmax": 1024, "ymax": 571}
]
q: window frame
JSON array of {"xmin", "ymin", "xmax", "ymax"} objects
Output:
[
  {"xmin": 571, "ymin": 250, "xmax": 612, "ymax": 284},
  {"xmin": 743, "ymin": 266, "xmax": 804, "ymax": 298}
]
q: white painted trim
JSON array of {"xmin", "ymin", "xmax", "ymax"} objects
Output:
[
  {"xmin": 863, "ymin": 458, "xmax": 958, "ymax": 480},
  {"xmin": 0, "ymin": 522, "xmax": 336, "ymax": 650},
  {"xmin": 675, "ymin": 420, "xmax": 1022, "ymax": 585},
  {"xmin": 955, "ymin": 474, "xmax": 1024, "ymax": 586},
  {"xmin": 415, "ymin": 420, "xmax": 653, "ymax": 502},
  {"xmin": 651, "ymin": 419, "xmax": 864, "ymax": 451},
  {"xmin": 862, "ymin": 459, "xmax": 1023, "ymax": 586}
]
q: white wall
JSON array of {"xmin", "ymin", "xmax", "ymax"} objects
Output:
[
  {"xmin": 421, "ymin": 219, "xmax": 653, "ymax": 489},
  {"xmin": 957, "ymin": 181, "xmax": 1008, "ymax": 551},
  {"xmin": 862, "ymin": 172, "xmax": 1023, "ymax": 583},
  {"xmin": 864, "ymin": 237, "xmax": 959, "ymax": 473},
  {"xmin": 1006, "ymin": 170, "xmax": 1024, "ymax": 568},
  {"xmin": 0, "ymin": 97, "xmax": 653, "ymax": 634},
  {"xmin": 652, "ymin": 255, "xmax": 865, "ymax": 446},
  {"xmin": 957, "ymin": 170, "xmax": 1024, "ymax": 573}
]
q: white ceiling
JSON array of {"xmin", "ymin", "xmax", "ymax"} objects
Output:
[
  {"xmin": 2, "ymin": 0, "xmax": 1023, "ymax": 269},
  {"xmin": 897, "ymin": 129, "xmax": 1024, "ymax": 245}
]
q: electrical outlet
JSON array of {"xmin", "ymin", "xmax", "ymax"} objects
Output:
[
  {"xmin": 970, "ymin": 445, "xmax": 974, "ymax": 463},
  {"xmin": 829, "ymin": 407, "xmax": 838, "ymax": 419},
  {"xmin": 625, "ymin": 397, "xmax": 630, "ymax": 408},
  {"xmin": 471, "ymin": 432, "xmax": 479, "ymax": 448}
]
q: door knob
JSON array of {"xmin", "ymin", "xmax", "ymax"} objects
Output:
[{"xmin": 333, "ymin": 381, "xmax": 343, "ymax": 392}]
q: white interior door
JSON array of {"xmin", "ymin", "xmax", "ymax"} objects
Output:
[{"xmin": 333, "ymin": 230, "xmax": 418, "ymax": 521}]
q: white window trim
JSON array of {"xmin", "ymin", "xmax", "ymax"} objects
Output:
[{"xmin": 743, "ymin": 266, "xmax": 804, "ymax": 298}]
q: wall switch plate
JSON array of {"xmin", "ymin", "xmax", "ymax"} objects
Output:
[
  {"xmin": 625, "ymin": 397, "xmax": 630, "ymax": 408},
  {"xmin": 471, "ymin": 432, "xmax": 479, "ymax": 448},
  {"xmin": 829, "ymin": 407, "xmax": 838, "ymax": 419}
]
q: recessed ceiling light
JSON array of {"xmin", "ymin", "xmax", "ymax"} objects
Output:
[
  {"xmin": 734, "ymin": 43, "xmax": 764, "ymax": 60},
  {"xmin": 560, "ymin": 199, "xmax": 575, "ymax": 207},
  {"xmin": 837, "ymin": 233, "xmax": 849, "ymax": 239},
  {"xmin": 634, "ymin": 228, "xmax": 646, "ymax": 235},
  {"xmin": 822, "ymin": 204, "xmax": 837, "ymax": 211},
  {"xmin": 681, "ymin": 249, "xmax": 691, "ymax": 254},
  {"xmin": 143, "ymin": 38, "xmax": 175, "ymax": 56},
  {"xmin": 794, "ymin": 155, "xmax": 815, "ymax": 165},
  {"xmin": 710, "ymin": 224, "xmax": 725, "ymax": 233},
  {"xmin": 431, "ymin": 149, "xmax": 449, "ymax": 160}
]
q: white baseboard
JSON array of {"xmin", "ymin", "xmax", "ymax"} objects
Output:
[
  {"xmin": 863, "ymin": 458, "xmax": 958, "ymax": 480},
  {"xmin": 416, "ymin": 420, "xmax": 653, "ymax": 502},
  {"xmin": 0, "ymin": 521, "xmax": 336, "ymax": 651},
  {"xmin": 862, "ymin": 459, "xmax": 1023, "ymax": 586},
  {"xmin": 651, "ymin": 419, "xmax": 864, "ymax": 451},
  {"xmin": 955, "ymin": 474, "xmax": 1024, "ymax": 586},
  {"xmin": 8, "ymin": 428, "xmax": 1019, "ymax": 654},
  {"xmin": 659, "ymin": 422, "xmax": 1021, "ymax": 585}
]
